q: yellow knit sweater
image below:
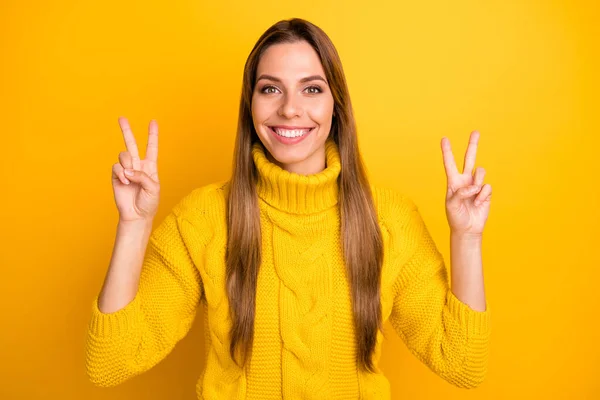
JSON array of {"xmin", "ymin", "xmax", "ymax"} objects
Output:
[{"xmin": 85, "ymin": 138, "xmax": 491, "ymax": 399}]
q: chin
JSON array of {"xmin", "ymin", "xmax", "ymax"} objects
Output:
[
  {"xmin": 267, "ymin": 141, "xmax": 313, "ymax": 164},
  {"xmin": 271, "ymin": 149, "xmax": 311, "ymax": 166}
]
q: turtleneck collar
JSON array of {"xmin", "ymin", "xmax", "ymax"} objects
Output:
[{"xmin": 252, "ymin": 138, "xmax": 341, "ymax": 215}]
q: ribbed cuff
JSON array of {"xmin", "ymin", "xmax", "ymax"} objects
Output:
[
  {"xmin": 88, "ymin": 293, "xmax": 142, "ymax": 338},
  {"xmin": 446, "ymin": 290, "xmax": 491, "ymax": 336}
]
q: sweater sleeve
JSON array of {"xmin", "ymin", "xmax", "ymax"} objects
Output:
[
  {"xmin": 84, "ymin": 203, "xmax": 204, "ymax": 387},
  {"xmin": 387, "ymin": 201, "xmax": 491, "ymax": 389}
]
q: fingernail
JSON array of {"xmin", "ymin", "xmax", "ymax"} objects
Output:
[{"xmin": 124, "ymin": 169, "xmax": 133, "ymax": 176}]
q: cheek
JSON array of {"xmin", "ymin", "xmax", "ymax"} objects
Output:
[
  {"xmin": 251, "ymin": 96, "xmax": 275, "ymax": 122},
  {"xmin": 308, "ymin": 98, "xmax": 334, "ymax": 124}
]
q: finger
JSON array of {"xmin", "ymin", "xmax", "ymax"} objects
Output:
[
  {"xmin": 118, "ymin": 116, "xmax": 141, "ymax": 170},
  {"xmin": 123, "ymin": 168, "xmax": 160, "ymax": 193},
  {"xmin": 146, "ymin": 119, "xmax": 159, "ymax": 163},
  {"xmin": 118, "ymin": 151, "xmax": 133, "ymax": 170},
  {"xmin": 447, "ymin": 184, "xmax": 480, "ymax": 208},
  {"xmin": 441, "ymin": 137, "xmax": 460, "ymax": 180},
  {"xmin": 463, "ymin": 130, "xmax": 480, "ymax": 175},
  {"xmin": 112, "ymin": 163, "xmax": 130, "ymax": 185},
  {"xmin": 473, "ymin": 166, "xmax": 486, "ymax": 187},
  {"xmin": 457, "ymin": 184, "xmax": 481, "ymax": 199},
  {"xmin": 474, "ymin": 184, "xmax": 492, "ymax": 206}
]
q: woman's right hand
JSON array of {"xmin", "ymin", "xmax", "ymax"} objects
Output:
[{"xmin": 112, "ymin": 116, "xmax": 161, "ymax": 223}]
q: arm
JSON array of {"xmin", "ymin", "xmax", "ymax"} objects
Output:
[
  {"xmin": 85, "ymin": 206, "xmax": 203, "ymax": 387},
  {"xmin": 97, "ymin": 218, "xmax": 154, "ymax": 313},
  {"xmin": 450, "ymin": 233, "xmax": 486, "ymax": 312},
  {"xmin": 388, "ymin": 206, "xmax": 491, "ymax": 389}
]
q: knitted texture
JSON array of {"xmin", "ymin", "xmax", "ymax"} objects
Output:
[{"xmin": 85, "ymin": 138, "xmax": 491, "ymax": 398}]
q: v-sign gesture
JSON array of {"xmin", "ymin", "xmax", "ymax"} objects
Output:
[
  {"xmin": 441, "ymin": 131, "xmax": 492, "ymax": 237},
  {"xmin": 111, "ymin": 117, "xmax": 161, "ymax": 223}
]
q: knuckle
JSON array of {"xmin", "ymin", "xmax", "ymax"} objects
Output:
[{"xmin": 119, "ymin": 151, "xmax": 131, "ymax": 165}]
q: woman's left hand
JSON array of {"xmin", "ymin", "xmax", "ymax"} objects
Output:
[{"xmin": 441, "ymin": 131, "xmax": 492, "ymax": 237}]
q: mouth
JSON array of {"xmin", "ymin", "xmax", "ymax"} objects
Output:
[{"xmin": 268, "ymin": 125, "xmax": 315, "ymax": 138}]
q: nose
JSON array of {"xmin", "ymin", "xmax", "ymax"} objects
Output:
[{"xmin": 278, "ymin": 93, "xmax": 303, "ymax": 119}]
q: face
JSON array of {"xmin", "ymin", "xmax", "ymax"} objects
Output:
[{"xmin": 251, "ymin": 40, "xmax": 335, "ymax": 175}]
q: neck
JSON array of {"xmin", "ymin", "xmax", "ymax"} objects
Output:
[{"xmin": 251, "ymin": 137, "xmax": 341, "ymax": 214}]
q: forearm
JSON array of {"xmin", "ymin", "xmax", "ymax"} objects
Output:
[
  {"xmin": 86, "ymin": 211, "xmax": 204, "ymax": 387},
  {"xmin": 449, "ymin": 233, "xmax": 487, "ymax": 311},
  {"xmin": 98, "ymin": 219, "xmax": 154, "ymax": 313}
]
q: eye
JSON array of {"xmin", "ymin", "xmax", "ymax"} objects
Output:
[
  {"xmin": 260, "ymin": 85, "xmax": 279, "ymax": 94},
  {"xmin": 304, "ymin": 85, "xmax": 323, "ymax": 94}
]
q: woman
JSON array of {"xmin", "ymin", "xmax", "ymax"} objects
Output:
[{"xmin": 86, "ymin": 18, "xmax": 492, "ymax": 399}]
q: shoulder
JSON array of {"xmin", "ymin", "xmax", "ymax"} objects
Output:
[
  {"xmin": 173, "ymin": 180, "xmax": 229, "ymax": 214},
  {"xmin": 370, "ymin": 185, "xmax": 419, "ymax": 227},
  {"xmin": 370, "ymin": 185, "xmax": 431, "ymax": 264},
  {"xmin": 170, "ymin": 180, "xmax": 230, "ymax": 231}
]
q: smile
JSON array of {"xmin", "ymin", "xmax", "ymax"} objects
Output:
[
  {"xmin": 268, "ymin": 126, "xmax": 315, "ymax": 144},
  {"xmin": 270, "ymin": 126, "xmax": 314, "ymax": 138}
]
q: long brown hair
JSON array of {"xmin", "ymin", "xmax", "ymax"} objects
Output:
[{"xmin": 226, "ymin": 18, "xmax": 384, "ymax": 373}]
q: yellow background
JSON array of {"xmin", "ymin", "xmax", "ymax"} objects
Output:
[{"xmin": 1, "ymin": 0, "xmax": 598, "ymax": 398}]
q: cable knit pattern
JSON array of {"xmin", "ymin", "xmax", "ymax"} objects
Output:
[{"xmin": 85, "ymin": 137, "xmax": 491, "ymax": 398}]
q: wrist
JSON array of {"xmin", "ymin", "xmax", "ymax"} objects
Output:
[
  {"xmin": 118, "ymin": 218, "xmax": 154, "ymax": 232},
  {"xmin": 451, "ymin": 231, "xmax": 483, "ymax": 242}
]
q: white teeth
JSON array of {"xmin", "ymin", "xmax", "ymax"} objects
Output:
[{"xmin": 272, "ymin": 128, "xmax": 311, "ymax": 138}]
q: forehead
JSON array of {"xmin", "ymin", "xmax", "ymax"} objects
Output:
[{"xmin": 256, "ymin": 41, "xmax": 325, "ymax": 79}]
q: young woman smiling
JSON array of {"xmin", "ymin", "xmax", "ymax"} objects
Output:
[{"xmin": 86, "ymin": 18, "xmax": 492, "ymax": 399}]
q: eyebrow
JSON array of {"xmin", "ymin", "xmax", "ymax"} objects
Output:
[{"xmin": 256, "ymin": 74, "xmax": 328, "ymax": 84}]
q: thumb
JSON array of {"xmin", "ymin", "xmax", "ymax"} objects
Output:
[
  {"xmin": 448, "ymin": 185, "xmax": 479, "ymax": 206},
  {"xmin": 124, "ymin": 169, "xmax": 160, "ymax": 194}
]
